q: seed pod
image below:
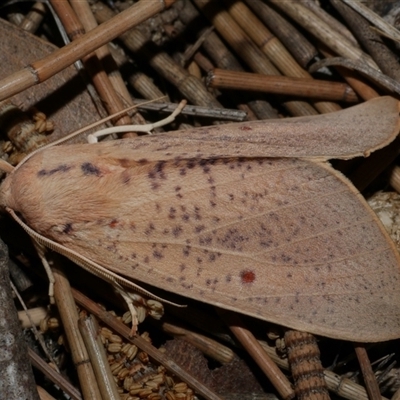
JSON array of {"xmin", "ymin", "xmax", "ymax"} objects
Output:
[{"xmin": 1, "ymin": 97, "xmax": 400, "ymax": 342}]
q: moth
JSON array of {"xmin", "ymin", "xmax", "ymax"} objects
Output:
[{"xmin": 1, "ymin": 96, "xmax": 400, "ymax": 342}]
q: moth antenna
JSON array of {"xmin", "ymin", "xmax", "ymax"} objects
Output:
[
  {"xmin": 6, "ymin": 208, "xmax": 185, "ymax": 308},
  {"xmin": 0, "ymin": 159, "xmax": 14, "ymax": 174},
  {"xmin": 87, "ymin": 99, "xmax": 187, "ymax": 143},
  {"xmin": 31, "ymin": 239, "xmax": 55, "ymax": 302},
  {"xmin": 11, "ymin": 97, "xmax": 168, "ymax": 173}
]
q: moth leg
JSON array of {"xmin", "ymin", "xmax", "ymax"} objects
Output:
[
  {"xmin": 114, "ymin": 286, "xmax": 140, "ymax": 336},
  {"xmin": 87, "ymin": 100, "xmax": 187, "ymax": 143},
  {"xmin": 32, "ymin": 240, "xmax": 55, "ymax": 303}
]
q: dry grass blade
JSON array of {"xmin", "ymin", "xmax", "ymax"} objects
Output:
[{"xmin": 341, "ymin": 0, "xmax": 400, "ymax": 43}]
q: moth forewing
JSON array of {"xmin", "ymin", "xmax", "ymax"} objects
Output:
[{"xmin": 1, "ymin": 96, "xmax": 400, "ymax": 342}]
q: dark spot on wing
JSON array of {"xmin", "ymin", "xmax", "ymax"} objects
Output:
[
  {"xmin": 172, "ymin": 225, "xmax": 183, "ymax": 237},
  {"xmin": 153, "ymin": 250, "xmax": 163, "ymax": 259},
  {"xmin": 195, "ymin": 225, "xmax": 205, "ymax": 233},
  {"xmin": 38, "ymin": 164, "xmax": 72, "ymax": 177},
  {"xmin": 62, "ymin": 223, "xmax": 73, "ymax": 234},
  {"xmin": 149, "ymin": 161, "xmax": 167, "ymax": 180},
  {"xmin": 81, "ymin": 162, "xmax": 101, "ymax": 176},
  {"xmin": 186, "ymin": 159, "xmax": 196, "ymax": 169}
]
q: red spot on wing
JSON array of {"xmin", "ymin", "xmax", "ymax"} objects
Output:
[{"xmin": 241, "ymin": 270, "xmax": 256, "ymax": 284}]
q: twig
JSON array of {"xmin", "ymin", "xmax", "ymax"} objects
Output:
[
  {"xmin": 132, "ymin": 99, "xmax": 247, "ymax": 121},
  {"xmin": 309, "ymin": 57, "xmax": 400, "ymax": 95},
  {"xmin": 354, "ymin": 344, "xmax": 382, "ymax": 400},
  {"xmin": 29, "ymin": 348, "xmax": 82, "ymax": 400},
  {"xmin": 207, "ymin": 68, "xmax": 358, "ymax": 102}
]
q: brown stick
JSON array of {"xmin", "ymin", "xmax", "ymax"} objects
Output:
[
  {"xmin": 300, "ymin": 0, "xmax": 358, "ymax": 45},
  {"xmin": 29, "ymin": 348, "xmax": 83, "ymax": 400},
  {"xmin": 160, "ymin": 319, "xmax": 235, "ymax": 364},
  {"xmin": 208, "ymin": 69, "xmax": 358, "ymax": 102},
  {"xmin": 0, "ymin": 0, "xmax": 176, "ymax": 101},
  {"xmin": 354, "ymin": 344, "xmax": 382, "ymax": 400}
]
